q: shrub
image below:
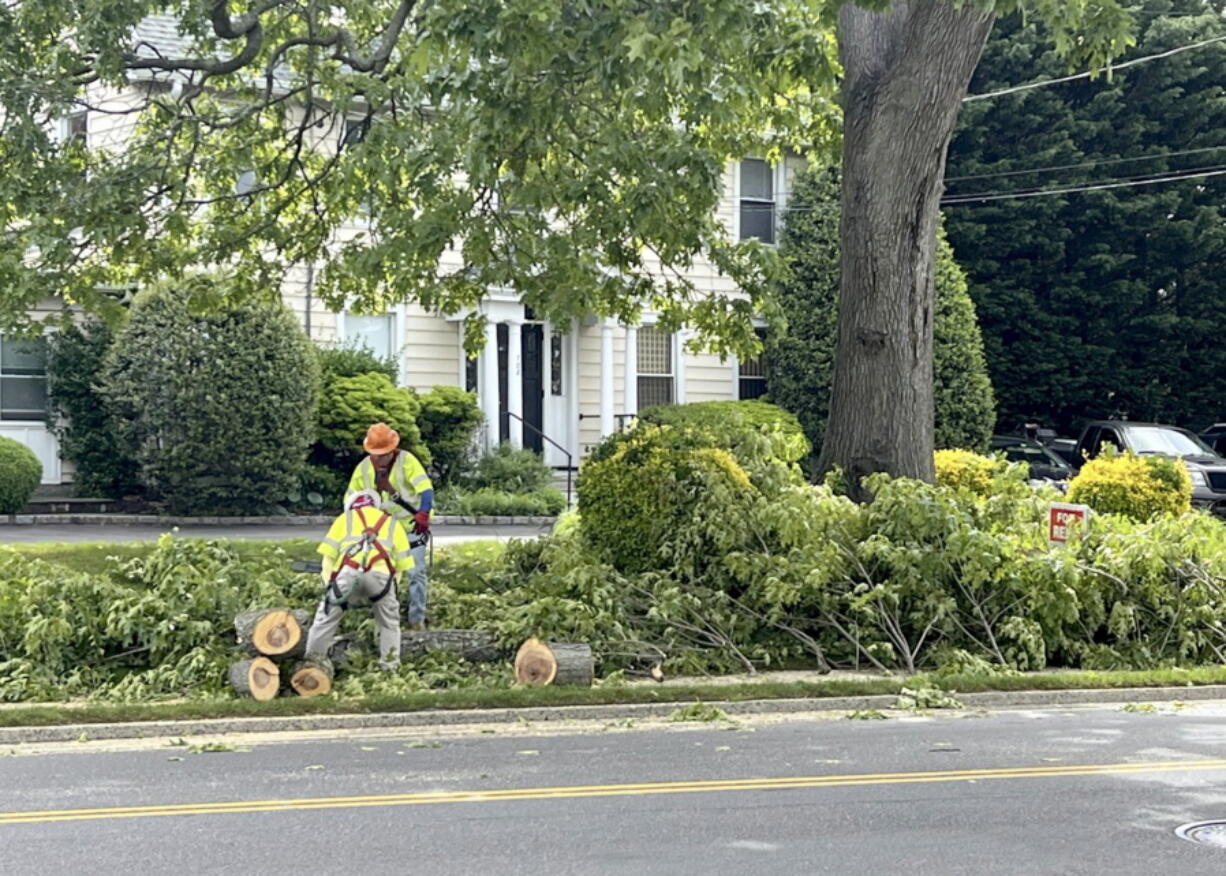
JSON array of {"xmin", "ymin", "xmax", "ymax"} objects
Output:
[
  {"xmin": 934, "ymin": 449, "xmax": 1006, "ymax": 497},
  {"xmin": 418, "ymin": 385, "xmax": 483, "ymax": 486},
  {"xmin": 437, "ymin": 487, "xmax": 566, "ymax": 517},
  {"xmin": 579, "ymin": 424, "xmax": 759, "ymax": 573},
  {"xmin": 636, "ymin": 400, "xmax": 810, "ymax": 465},
  {"xmin": 315, "ymin": 341, "xmax": 397, "ymax": 384},
  {"xmin": 100, "ymin": 278, "xmax": 320, "ymax": 515},
  {"xmin": 314, "ymin": 371, "xmax": 430, "ymax": 473},
  {"xmin": 466, "ymin": 443, "xmax": 551, "ymax": 493},
  {"xmin": 45, "ymin": 319, "xmax": 140, "ymax": 497},
  {"xmin": 1067, "ymin": 450, "xmax": 1192, "ymax": 522},
  {"xmin": 0, "ymin": 437, "xmax": 41, "ymax": 513},
  {"xmin": 766, "ymin": 165, "xmax": 996, "ymax": 454}
]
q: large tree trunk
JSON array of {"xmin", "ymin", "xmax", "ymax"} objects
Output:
[{"xmin": 818, "ymin": 2, "xmax": 995, "ymax": 500}]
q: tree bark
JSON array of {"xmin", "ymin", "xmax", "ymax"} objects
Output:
[
  {"xmin": 227, "ymin": 657, "xmax": 280, "ymax": 701},
  {"xmin": 818, "ymin": 1, "xmax": 995, "ymax": 500},
  {"xmin": 235, "ymin": 608, "xmax": 310, "ymax": 657},
  {"xmin": 513, "ymin": 638, "xmax": 594, "ymax": 687},
  {"xmin": 402, "ymin": 629, "xmax": 501, "ymax": 662}
]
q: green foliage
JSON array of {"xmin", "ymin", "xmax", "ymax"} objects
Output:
[
  {"xmin": 947, "ymin": 3, "xmax": 1226, "ymax": 433},
  {"xmin": 1067, "ymin": 450, "xmax": 1193, "ymax": 521},
  {"xmin": 315, "ymin": 342, "xmax": 398, "ymax": 384},
  {"xmin": 314, "ymin": 371, "xmax": 429, "ymax": 473},
  {"xmin": 100, "ymin": 279, "xmax": 320, "ymax": 515},
  {"xmin": 895, "ymin": 686, "xmax": 963, "ymax": 710},
  {"xmin": 0, "ymin": 437, "xmax": 41, "ymax": 514},
  {"xmin": 767, "ymin": 167, "xmax": 996, "ymax": 454},
  {"xmin": 636, "ymin": 400, "xmax": 810, "ymax": 465},
  {"xmin": 465, "ymin": 442, "xmax": 551, "ymax": 493},
  {"xmin": 668, "ymin": 702, "xmax": 729, "ymax": 723},
  {"xmin": 436, "ymin": 487, "xmax": 566, "ymax": 517},
  {"xmin": 934, "ymin": 449, "xmax": 1008, "ymax": 498},
  {"xmin": 417, "ymin": 386, "xmax": 483, "ymax": 486},
  {"xmin": 45, "ymin": 319, "xmax": 139, "ymax": 498}
]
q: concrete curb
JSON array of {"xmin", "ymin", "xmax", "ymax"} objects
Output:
[
  {"xmin": 0, "ymin": 514, "xmax": 558, "ymax": 528},
  {"xmin": 4, "ymin": 684, "xmax": 1224, "ymax": 745}
]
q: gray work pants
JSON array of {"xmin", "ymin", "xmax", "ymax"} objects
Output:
[
  {"xmin": 406, "ymin": 537, "xmax": 428, "ymax": 625},
  {"xmin": 304, "ymin": 566, "xmax": 401, "ymax": 669}
]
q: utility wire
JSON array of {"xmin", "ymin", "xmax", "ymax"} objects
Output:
[
  {"xmin": 963, "ymin": 33, "xmax": 1226, "ymax": 102},
  {"xmin": 945, "ymin": 144, "xmax": 1226, "ymax": 184},
  {"xmin": 941, "ymin": 165, "xmax": 1226, "ymax": 205}
]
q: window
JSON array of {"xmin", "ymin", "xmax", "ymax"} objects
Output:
[
  {"xmin": 739, "ymin": 158, "xmax": 775, "ymax": 243},
  {"xmin": 738, "ymin": 329, "xmax": 768, "ymax": 400},
  {"xmin": 636, "ymin": 325, "xmax": 674, "ymax": 408},
  {"xmin": 341, "ymin": 116, "xmax": 369, "ymax": 151},
  {"xmin": 550, "ymin": 331, "xmax": 563, "ymax": 396},
  {"xmin": 0, "ymin": 337, "xmax": 48, "ymax": 422},
  {"xmin": 346, "ymin": 312, "xmax": 396, "ymax": 362}
]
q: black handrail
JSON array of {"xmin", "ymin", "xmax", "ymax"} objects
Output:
[
  {"xmin": 578, "ymin": 412, "xmax": 636, "ymax": 431},
  {"xmin": 502, "ymin": 410, "xmax": 573, "ymax": 507}
]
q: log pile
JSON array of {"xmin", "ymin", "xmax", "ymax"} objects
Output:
[{"xmin": 226, "ymin": 607, "xmax": 326, "ymax": 700}]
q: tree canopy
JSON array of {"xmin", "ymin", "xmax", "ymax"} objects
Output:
[{"xmin": 946, "ymin": 0, "xmax": 1226, "ymax": 434}]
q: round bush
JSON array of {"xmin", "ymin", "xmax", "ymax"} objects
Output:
[
  {"xmin": 467, "ymin": 442, "xmax": 552, "ymax": 493},
  {"xmin": 636, "ymin": 400, "xmax": 810, "ymax": 465},
  {"xmin": 579, "ymin": 424, "xmax": 754, "ymax": 573},
  {"xmin": 315, "ymin": 371, "xmax": 429, "ymax": 472},
  {"xmin": 101, "ymin": 279, "xmax": 320, "ymax": 515},
  {"xmin": 1067, "ymin": 451, "xmax": 1192, "ymax": 522},
  {"xmin": 934, "ymin": 449, "xmax": 1004, "ymax": 497},
  {"xmin": 418, "ymin": 385, "xmax": 483, "ymax": 486},
  {"xmin": 0, "ymin": 437, "xmax": 41, "ymax": 513}
]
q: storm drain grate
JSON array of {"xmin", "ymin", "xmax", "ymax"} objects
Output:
[{"xmin": 1176, "ymin": 821, "xmax": 1226, "ymax": 849}]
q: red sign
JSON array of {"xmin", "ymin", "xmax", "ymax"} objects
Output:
[{"xmin": 1049, "ymin": 503, "xmax": 1091, "ymax": 546}]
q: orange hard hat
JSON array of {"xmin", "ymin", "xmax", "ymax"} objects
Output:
[{"xmin": 363, "ymin": 423, "xmax": 400, "ymax": 455}]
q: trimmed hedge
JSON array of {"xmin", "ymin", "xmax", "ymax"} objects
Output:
[
  {"xmin": 418, "ymin": 386, "xmax": 483, "ymax": 486},
  {"xmin": 1068, "ymin": 451, "xmax": 1192, "ymax": 521},
  {"xmin": 634, "ymin": 400, "xmax": 810, "ymax": 465},
  {"xmin": 934, "ymin": 449, "xmax": 1006, "ymax": 498},
  {"xmin": 0, "ymin": 437, "xmax": 41, "ymax": 513},
  {"xmin": 466, "ymin": 442, "xmax": 552, "ymax": 493},
  {"xmin": 101, "ymin": 278, "xmax": 320, "ymax": 515},
  {"xmin": 314, "ymin": 372, "xmax": 429, "ymax": 474},
  {"xmin": 437, "ymin": 487, "xmax": 566, "ymax": 517}
]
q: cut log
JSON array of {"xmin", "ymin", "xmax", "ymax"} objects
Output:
[
  {"xmin": 235, "ymin": 608, "xmax": 309, "ymax": 658},
  {"xmin": 403, "ymin": 629, "xmax": 501, "ymax": 662},
  {"xmin": 227, "ymin": 657, "xmax": 280, "ymax": 701},
  {"xmin": 290, "ymin": 655, "xmax": 334, "ymax": 698},
  {"xmin": 513, "ymin": 638, "xmax": 594, "ymax": 687}
]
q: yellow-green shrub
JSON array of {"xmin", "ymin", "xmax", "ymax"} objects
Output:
[
  {"xmin": 1067, "ymin": 451, "xmax": 1191, "ymax": 522},
  {"xmin": 934, "ymin": 449, "xmax": 1003, "ymax": 497}
]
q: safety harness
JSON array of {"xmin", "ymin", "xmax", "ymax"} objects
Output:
[{"xmin": 323, "ymin": 506, "xmax": 396, "ymax": 612}]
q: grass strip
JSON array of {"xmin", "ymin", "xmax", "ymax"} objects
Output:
[{"xmin": 5, "ymin": 666, "xmax": 1226, "ymax": 729}]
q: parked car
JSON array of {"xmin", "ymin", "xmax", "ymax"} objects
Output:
[
  {"xmin": 1072, "ymin": 420, "xmax": 1226, "ymax": 516},
  {"xmin": 1201, "ymin": 423, "xmax": 1226, "ymax": 457},
  {"xmin": 990, "ymin": 435, "xmax": 1074, "ymax": 485}
]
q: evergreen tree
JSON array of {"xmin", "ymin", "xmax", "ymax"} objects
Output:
[
  {"xmin": 768, "ymin": 167, "xmax": 996, "ymax": 457},
  {"xmin": 946, "ymin": 1, "xmax": 1226, "ymax": 435}
]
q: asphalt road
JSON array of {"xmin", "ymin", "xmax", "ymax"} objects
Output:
[
  {"xmin": 0, "ymin": 522, "xmax": 550, "ymax": 545},
  {"xmin": 3, "ymin": 704, "xmax": 1226, "ymax": 875}
]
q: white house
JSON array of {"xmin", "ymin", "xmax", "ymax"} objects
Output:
[{"xmin": 0, "ymin": 17, "xmax": 805, "ymax": 484}]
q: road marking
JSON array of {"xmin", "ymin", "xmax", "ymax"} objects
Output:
[{"xmin": 2, "ymin": 759, "xmax": 1223, "ymax": 825}]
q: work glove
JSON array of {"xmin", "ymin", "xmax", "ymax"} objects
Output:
[{"xmin": 413, "ymin": 511, "xmax": 431, "ymax": 534}]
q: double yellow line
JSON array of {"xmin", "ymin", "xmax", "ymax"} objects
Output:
[{"xmin": 3, "ymin": 759, "xmax": 1224, "ymax": 826}]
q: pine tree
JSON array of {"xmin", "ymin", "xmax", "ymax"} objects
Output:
[{"xmin": 945, "ymin": 1, "xmax": 1226, "ymax": 435}]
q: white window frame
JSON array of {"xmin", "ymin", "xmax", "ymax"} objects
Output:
[
  {"xmin": 0, "ymin": 335, "xmax": 50, "ymax": 424},
  {"xmin": 635, "ymin": 323, "xmax": 677, "ymax": 409},
  {"xmin": 338, "ymin": 304, "xmax": 406, "ymax": 384}
]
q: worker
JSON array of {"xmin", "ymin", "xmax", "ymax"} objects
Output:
[
  {"xmin": 346, "ymin": 422, "xmax": 434, "ymax": 630},
  {"xmin": 304, "ymin": 490, "xmax": 414, "ymax": 669}
]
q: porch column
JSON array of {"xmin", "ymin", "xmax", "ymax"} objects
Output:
[
  {"xmin": 481, "ymin": 317, "xmax": 501, "ymax": 449},
  {"xmin": 600, "ymin": 318, "xmax": 615, "ymax": 437},
  {"xmin": 567, "ymin": 320, "xmax": 580, "ymax": 461},
  {"xmin": 623, "ymin": 323, "xmax": 637, "ymax": 418},
  {"xmin": 506, "ymin": 318, "xmax": 524, "ymax": 449}
]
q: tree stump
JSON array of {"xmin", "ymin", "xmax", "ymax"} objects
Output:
[
  {"xmin": 513, "ymin": 638, "xmax": 594, "ymax": 687},
  {"xmin": 290, "ymin": 655, "xmax": 334, "ymax": 698},
  {"xmin": 227, "ymin": 657, "xmax": 280, "ymax": 701},
  {"xmin": 235, "ymin": 608, "xmax": 309, "ymax": 657},
  {"xmin": 403, "ymin": 629, "xmax": 501, "ymax": 662}
]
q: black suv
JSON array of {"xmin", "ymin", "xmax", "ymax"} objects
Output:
[
  {"xmin": 1073, "ymin": 420, "xmax": 1226, "ymax": 516},
  {"xmin": 1201, "ymin": 424, "xmax": 1226, "ymax": 457}
]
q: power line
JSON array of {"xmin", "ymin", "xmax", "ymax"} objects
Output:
[
  {"xmin": 941, "ymin": 165, "xmax": 1226, "ymax": 205},
  {"xmin": 945, "ymin": 144, "xmax": 1226, "ymax": 184},
  {"xmin": 963, "ymin": 32, "xmax": 1226, "ymax": 103}
]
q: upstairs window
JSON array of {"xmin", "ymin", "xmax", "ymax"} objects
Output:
[{"xmin": 739, "ymin": 159, "xmax": 775, "ymax": 243}]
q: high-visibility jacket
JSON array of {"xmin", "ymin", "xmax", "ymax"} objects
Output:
[
  {"xmin": 346, "ymin": 450, "xmax": 434, "ymax": 526},
  {"xmin": 318, "ymin": 506, "xmax": 415, "ymax": 576}
]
